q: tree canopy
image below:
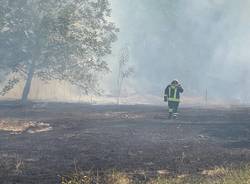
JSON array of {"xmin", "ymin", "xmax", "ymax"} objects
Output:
[{"xmin": 0, "ymin": 0, "xmax": 118, "ymax": 102}]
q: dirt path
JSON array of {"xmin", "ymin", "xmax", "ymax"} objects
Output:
[{"xmin": 0, "ymin": 102, "xmax": 250, "ymax": 183}]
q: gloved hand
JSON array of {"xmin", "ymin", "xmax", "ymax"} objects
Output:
[{"xmin": 164, "ymin": 96, "xmax": 168, "ymax": 102}]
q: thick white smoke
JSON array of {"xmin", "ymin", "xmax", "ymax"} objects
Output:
[{"xmin": 104, "ymin": 0, "xmax": 250, "ymax": 104}]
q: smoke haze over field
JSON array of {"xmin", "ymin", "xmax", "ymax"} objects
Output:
[
  {"xmin": 106, "ymin": 0, "xmax": 250, "ymax": 103},
  {"xmin": 1, "ymin": 0, "xmax": 250, "ymax": 105}
]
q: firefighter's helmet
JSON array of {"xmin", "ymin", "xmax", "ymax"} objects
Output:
[{"xmin": 171, "ymin": 79, "xmax": 179, "ymax": 85}]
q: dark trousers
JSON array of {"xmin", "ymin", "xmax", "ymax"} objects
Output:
[{"xmin": 168, "ymin": 101, "xmax": 179, "ymax": 114}]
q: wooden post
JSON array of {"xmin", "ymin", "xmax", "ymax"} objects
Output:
[{"xmin": 205, "ymin": 88, "xmax": 208, "ymax": 105}]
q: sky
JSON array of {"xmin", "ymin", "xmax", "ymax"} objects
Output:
[{"xmin": 104, "ymin": 0, "xmax": 250, "ymax": 104}]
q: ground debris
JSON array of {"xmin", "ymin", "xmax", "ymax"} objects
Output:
[{"xmin": 0, "ymin": 119, "xmax": 52, "ymax": 134}]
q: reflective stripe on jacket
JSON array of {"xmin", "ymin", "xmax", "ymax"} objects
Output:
[{"xmin": 165, "ymin": 84, "xmax": 184, "ymax": 102}]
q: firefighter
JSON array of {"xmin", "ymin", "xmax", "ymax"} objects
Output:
[{"xmin": 164, "ymin": 80, "xmax": 184, "ymax": 119}]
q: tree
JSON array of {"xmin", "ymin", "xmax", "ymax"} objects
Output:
[
  {"xmin": 0, "ymin": 0, "xmax": 118, "ymax": 103},
  {"xmin": 117, "ymin": 46, "xmax": 134, "ymax": 104}
]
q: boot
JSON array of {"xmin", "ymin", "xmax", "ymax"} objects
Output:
[
  {"xmin": 173, "ymin": 113, "xmax": 178, "ymax": 120},
  {"xmin": 168, "ymin": 112, "xmax": 172, "ymax": 119}
]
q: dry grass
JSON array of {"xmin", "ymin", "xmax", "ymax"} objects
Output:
[
  {"xmin": 0, "ymin": 120, "xmax": 33, "ymax": 132},
  {"xmin": 0, "ymin": 154, "xmax": 24, "ymax": 177},
  {"xmin": 107, "ymin": 171, "xmax": 131, "ymax": 184},
  {"xmin": 0, "ymin": 119, "xmax": 52, "ymax": 134},
  {"xmin": 61, "ymin": 170, "xmax": 131, "ymax": 184},
  {"xmin": 62, "ymin": 165, "xmax": 250, "ymax": 184}
]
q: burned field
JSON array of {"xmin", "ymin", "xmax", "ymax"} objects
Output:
[{"xmin": 0, "ymin": 102, "xmax": 250, "ymax": 183}]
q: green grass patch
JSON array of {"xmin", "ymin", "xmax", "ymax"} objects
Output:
[{"xmin": 62, "ymin": 165, "xmax": 250, "ymax": 184}]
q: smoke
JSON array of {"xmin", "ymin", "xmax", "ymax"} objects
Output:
[
  {"xmin": 2, "ymin": 0, "xmax": 250, "ymax": 105},
  {"xmin": 105, "ymin": 0, "xmax": 250, "ymax": 104}
]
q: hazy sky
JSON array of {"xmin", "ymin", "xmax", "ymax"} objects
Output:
[{"xmin": 105, "ymin": 0, "xmax": 250, "ymax": 103}]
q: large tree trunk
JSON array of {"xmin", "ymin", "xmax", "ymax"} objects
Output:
[{"xmin": 21, "ymin": 63, "xmax": 35, "ymax": 104}]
